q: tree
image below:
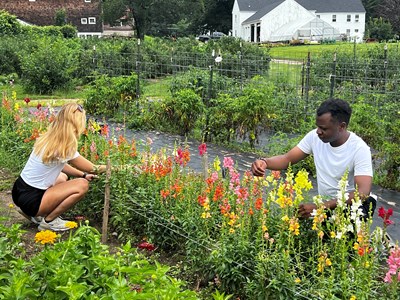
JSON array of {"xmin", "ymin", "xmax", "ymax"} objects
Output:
[
  {"xmin": 377, "ymin": 0, "xmax": 400, "ymax": 34},
  {"xmin": 102, "ymin": 0, "xmax": 127, "ymax": 26},
  {"xmin": 0, "ymin": 9, "xmax": 22, "ymax": 35},
  {"xmin": 361, "ymin": 0, "xmax": 382, "ymax": 19},
  {"xmin": 365, "ymin": 17, "xmax": 393, "ymax": 41},
  {"xmin": 54, "ymin": 9, "xmax": 67, "ymax": 26},
  {"xmin": 194, "ymin": 0, "xmax": 234, "ymax": 34}
]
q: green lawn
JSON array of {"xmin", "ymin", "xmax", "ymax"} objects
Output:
[{"xmin": 268, "ymin": 42, "xmax": 397, "ymax": 60}]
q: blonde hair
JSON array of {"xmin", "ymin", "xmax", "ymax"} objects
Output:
[{"xmin": 34, "ymin": 103, "xmax": 86, "ymax": 164}]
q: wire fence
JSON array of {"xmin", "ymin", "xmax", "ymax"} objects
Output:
[{"xmin": 90, "ymin": 46, "xmax": 400, "ymax": 121}]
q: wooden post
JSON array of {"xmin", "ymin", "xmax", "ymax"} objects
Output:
[{"xmin": 101, "ymin": 158, "xmax": 111, "ymax": 243}]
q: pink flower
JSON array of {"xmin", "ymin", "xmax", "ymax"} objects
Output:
[
  {"xmin": 198, "ymin": 143, "xmax": 207, "ymax": 156},
  {"xmin": 384, "ymin": 246, "xmax": 400, "ymax": 283},
  {"xmin": 223, "ymin": 157, "xmax": 234, "ymax": 169},
  {"xmin": 90, "ymin": 141, "xmax": 97, "ymax": 153}
]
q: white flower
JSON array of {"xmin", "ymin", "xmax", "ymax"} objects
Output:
[
  {"xmin": 346, "ymin": 224, "xmax": 354, "ymax": 233},
  {"xmin": 313, "ymin": 195, "xmax": 323, "ymax": 205}
]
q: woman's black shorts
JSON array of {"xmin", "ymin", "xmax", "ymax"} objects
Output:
[{"xmin": 12, "ymin": 176, "xmax": 45, "ymax": 217}]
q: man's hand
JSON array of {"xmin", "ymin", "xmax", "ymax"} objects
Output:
[
  {"xmin": 298, "ymin": 203, "xmax": 317, "ymax": 219},
  {"xmin": 251, "ymin": 159, "xmax": 267, "ymax": 177}
]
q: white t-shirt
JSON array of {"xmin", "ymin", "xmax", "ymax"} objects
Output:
[
  {"xmin": 297, "ymin": 129, "xmax": 372, "ymax": 198},
  {"xmin": 21, "ymin": 150, "xmax": 80, "ymax": 190}
]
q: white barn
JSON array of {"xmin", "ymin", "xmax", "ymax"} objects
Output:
[{"xmin": 232, "ymin": 0, "xmax": 366, "ymax": 43}]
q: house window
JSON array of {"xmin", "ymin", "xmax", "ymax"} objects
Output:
[
  {"xmin": 355, "ymin": 15, "xmax": 359, "ymax": 22},
  {"xmin": 81, "ymin": 18, "xmax": 88, "ymax": 24},
  {"xmin": 347, "ymin": 15, "xmax": 351, "ymax": 22},
  {"xmin": 316, "ymin": 15, "xmax": 320, "ymax": 18},
  {"xmin": 88, "ymin": 17, "xmax": 96, "ymax": 24},
  {"xmin": 346, "ymin": 29, "xmax": 351, "ymax": 36},
  {"xmin": 332, "ymin": 15, "xmax": 336, "ymax": 22},
  {"xmin": 355, "ymin": 29, "xmax": 359, "ymax": 33}
]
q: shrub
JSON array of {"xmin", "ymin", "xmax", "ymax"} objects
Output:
[{"xmin": 19, "ymin": 38, "xmax": 79, "ymax": 94}]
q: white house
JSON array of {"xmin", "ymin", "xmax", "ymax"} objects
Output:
[{"xmin": 232, "ymin": 0, "xmax": 366, "ymax": 43}]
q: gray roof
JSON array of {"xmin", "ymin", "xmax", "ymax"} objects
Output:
[
  {"xmin": 237, "ymin": 0, "xmax": 365, "ymax": 13},
  {"xmin": 296, "ymin": 0, "xmax": 365, "ymax": 13},
  {"xmin": 244, "ymin": 0, "xmax": 284, "ymax": 23},
  {"xmin": 237, "ymin": 0, "xmax": 270, "ymax": 11}
]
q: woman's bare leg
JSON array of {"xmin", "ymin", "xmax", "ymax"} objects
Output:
[
  {"xmin": 54, "ymin": 172, "xmax": 68, "ymax": 185},
  {"xmin": 36, "ymin": 178, "xmax": 89, "ymax": 221}
]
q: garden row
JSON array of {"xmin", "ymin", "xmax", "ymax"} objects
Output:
[{"xmin": 0, "ymin": 93, "xmax": 398, "ymax": 299}]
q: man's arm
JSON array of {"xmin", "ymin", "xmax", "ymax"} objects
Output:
[
  {"xmin": 298, "ymin": 175, "xmax": 373, "ymax": 218},
  {"xmin": 251, "ymin": 146, "xmax": 308, "ymax": 176}
]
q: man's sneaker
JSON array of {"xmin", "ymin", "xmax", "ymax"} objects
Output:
[
  {"xmin": 16, "ymin": 207, "xmax": 43, "ymax": 224},
  {"xmin": 38, "ymin": 217, "xmax": 70, "ymax": 232}
]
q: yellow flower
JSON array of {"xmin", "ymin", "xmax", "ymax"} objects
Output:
[
  {"xmin": 330, "ymin": 231, "xmax": 336, "ymax": 238},
  {"xmin": 14, "ymin": 103, "xmax": 20, "ymax": 110},
  {"xmin": 289, "ymin": 218, "xmax": 300, "ymax": 235},
  {"xmin": 350, "ymin": 295, "xmax": 356, "ymax": 300},
  {"xmin": 65, "ymin": 221, "xmax": 78, "ymax": 229},
  {"xmin": 294, "ymin": 277, "xmax": 301, "ymax": 284},
  {"xmin": 35, "ymin": 230, "xmax": 57, "ymax": 245},
  {"xmin": 281, "ymin": 215, "xmax": 289, "ymax": 222},
  {"xmin": 325, "ymin": 258, "xmax": 332, "ymax": 267},
  {"xmin": 213, "ymin": 157, "xmax": 221, "ymax": 171},
  {"xmin": 201, "ymin": 212, "xmax": 211, "ymax": 219},
  {"xmin": 8, "ymin": 204, "xmax": 14, "ymax": 208},
  {"xmin": 353, "ymin": 242, "xmax": 359, "ymax": 250}
]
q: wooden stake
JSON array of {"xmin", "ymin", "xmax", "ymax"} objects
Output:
[{"xmin": 101, "ymin": 158, "xmax": 111, "ymax": 243}]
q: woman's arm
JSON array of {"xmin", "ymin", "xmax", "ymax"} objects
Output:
[{"xmin": 68, "ymin": 155, "xmax": 106, "ymax": 175}]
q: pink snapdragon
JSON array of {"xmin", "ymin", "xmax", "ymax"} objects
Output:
[{"xmin": 384, "ymin": 246, "xmax": 400, "ymax": 283}]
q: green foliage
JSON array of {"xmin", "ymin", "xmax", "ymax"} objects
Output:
[
  {"xmin": 162, "ymin": 89, "xmax": 205, "ymax": 135},
  {"xmin": 366, "ymin": 17, "xmax": 394, "ymax": 41},
  {"xmin": 54, "ymin": 9, "xmax": 67, "ymax": 26},
  {"xmin": 84, "ymin": 74, "xmax": 139, "ymax": 116},
  {"xmin": 19, "ymin": 38, "xmax": 79, "ymax": 94},
  {"xmin": 59, "ymin": 25, "xmax": 78, "ymax": 39},
  {"xmin": 0, "ymin": 220, "xmax": 199, "ymax": 299},
  {"xmin": 0, "ymin": 10, "xmax": 22, "ymax": 36}
]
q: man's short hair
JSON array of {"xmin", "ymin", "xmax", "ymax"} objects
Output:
[{"xmin": 317, "ymin": 98, "xmax": 352, "ymax": 125}]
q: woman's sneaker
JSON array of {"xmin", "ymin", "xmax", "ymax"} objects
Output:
[
  {"xmin": 38, "ymin": 217, "xmax": 70, "ymax": 232},
  {"xmin": 16, "ymin": 207, "xmax": 43, "ymax": 224}
]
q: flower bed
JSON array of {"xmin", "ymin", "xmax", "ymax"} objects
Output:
[{"xmin": 1, "ymin": 96, "xmax": 399, "ymax": 299}]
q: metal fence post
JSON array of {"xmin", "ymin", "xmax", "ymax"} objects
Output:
[
  {"xmin": 304, "ymin": 52, "xmax": 311, "ymax": 116},
  {"xmin": 203, "ymin": 50, "xmax": 215, "ymax": 142},
  {"xmin": 136, "ymin": 39, "xmax": 141, "ymax": 110},
  {"xmin": 383, "ymin": 44, "xmax": 388, "ymax": 95},
  {"xmin": 330, "ymin": 52, "xmax": 337, "ymax": 99}
]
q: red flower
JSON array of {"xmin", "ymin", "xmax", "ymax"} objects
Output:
[
  {"xmin": 36, "ymin": 103, "xmax": 42, "ymax": 110},
  {"xmin": 24, "ymin": 97, "xmax": 31, "ymax": 104},
  {"xmin": 378, "ymin": 206, "xmax": 394, "ymax": 226},
  {"xmin": 138, "ymin": 241, "xmax": 155, "ymax": 251},
  {"xmin": 198, "ymin": 143, "xmax": 207, "ymax": 156}
]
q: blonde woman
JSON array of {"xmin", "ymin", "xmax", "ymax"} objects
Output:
[{"xmin": 12, "ymin": 103, "xmax": 106, "ymax": 231}]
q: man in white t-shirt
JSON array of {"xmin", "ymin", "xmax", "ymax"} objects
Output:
[{"xmin": 251, "ymin": 98, "xmax": 375, "ymax": 218}]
